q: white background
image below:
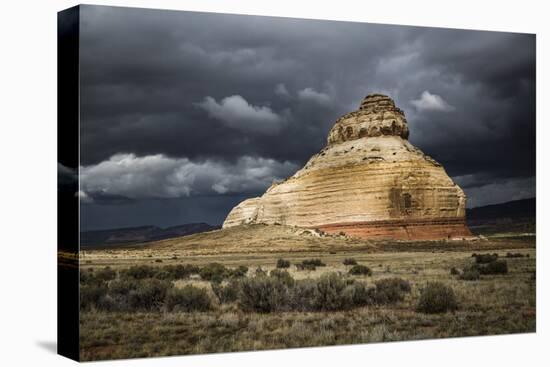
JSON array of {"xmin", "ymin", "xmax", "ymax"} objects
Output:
[{"xmin": 0, "ymin": 0, "xmax": 547, "ymax": 365}]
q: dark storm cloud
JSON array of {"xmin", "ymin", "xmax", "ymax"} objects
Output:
[
  {"xmin": 78, "ymin": 5, "xmax": 535, "ymax": 229},
  {"xmin": 79, "ymin": 6, "xmax": 413, "ymax": 166}
]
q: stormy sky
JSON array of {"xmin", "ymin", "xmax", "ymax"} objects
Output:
[{"xmin": 73, "ymin": 5, "xmax": 536, "ymax": 231}]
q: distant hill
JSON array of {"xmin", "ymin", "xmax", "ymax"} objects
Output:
[
  {"xmin": 467, "ymin": 198, "xmax": 535, "ymax": 221},
  {"xmin": 466, "ymin": 198, "xmax": 535, "ymax": 235},
  {"xmin": 80, "ymin": 222, "xmax": 220, "ymax": 248}
]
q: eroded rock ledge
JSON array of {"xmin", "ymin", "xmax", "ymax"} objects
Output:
[{"xmin": 223, "ymin": 94, "xmax": 471, "ymax": 240}]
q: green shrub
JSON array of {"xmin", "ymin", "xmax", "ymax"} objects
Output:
[
  {"xmin": 313, "ymin": 273, "xmax": 352, "ymax": 311},
  {"xmin": 83, "ymin": 277, "xmax": 175, "ymax": 312},
  {"xmin": 276, "ymin": 259, "xmax": 291, "ymax": 268},
  {"xmin": 254, "ymin": 266, "xmax": 267, "ymax": 277},
  {"xmin": 416, "ymin": 282, "xmax": 458, "ymax": 314},
  {"xmin": 80, "ymin": 270, "xmax": 104, "ymax": 286},
  {"xmin": 108, "ymin": 278, "xmax": 141, "ymax": 296},
  {"xmin": 238, "ymin": 276, "xmax": 290, "ymax": 312},
  {"xmin": 295, "ymin": 263, "xmax": 317, "ymax": 271},
  {"xmin": 154, "ymin": 264, "xmax": 200, "ymax": 280},
  {"xmin": 233, "ymin": 272, "xmax": 376, "ymax": 312},
  {"xmin": 229, "ymin": 265, "xmax": 249, "ymax": 278},
  {"xmin": 165, "ymin": 285, "xmax": 212, "ymax": 312},
  {"xmin": 295, "ymin": 259, "xmax": 325, "ymax": 271},
  {"xmin": 309, "ymin": 274, "xmax": 373, "ymax": 311},
  {"xmin": 302, "ymin": 259, "xmax": 326, "ymax": 267},
  {"xmin": 101, "ymin": 278, "xmax": 171, "ymax": 312},
  {"xmin": 459, "ymin": 268, "xmax": 480, "ymax": 281},
  {"xmin": 95, "ymin": 294, "xmax": 126, "ymax": 312},
  {"xmin": 473, "ymin": 253, "xmax": 498, "ymax": 264},
  {"xmin": 343, "ymin": 258, "xmax": 358, "ymax": 266},
  {"xmin": 269, "ymin": 269, "xmax": 295, "ymax": 287},
  {"xmin": 120, "ymin": 265, "xmax": 157, "ymax": 279},
  {"xmin": 211, "ymin": 280, "xmax": 241, "ymax": 304},
  {"xmin": 184, "ymin": 264, "xmax": 201, "ymax": 275},
  {"xmin": 80, "ymin": 284, "xmax": 107, "ymax": 310},
  {"xmin": 290, "ymin": 279, "xmax": 318, "ymax": 311},
  {"xmin": 94, "ymin": 267, "xmax": 117, "ymax": 282},
  {"xmin": 348, "ymin": 264, "xmax": 372, "ymax": 276},
  {"xmin": 199, "ymin": 263, "xmax": 229, "ymax": 283},
  {"xmin": 373, "ymin": 278, "xmax": 411, "ymax": 304},
  {"xmin": 478, "ymin": 260, "xmax": 508, "ymax": 274},
  {"xmin": 127, "ymin": 279, "xmax": 173, "ymax": 311},
  {"xmin": 349, "ymin": 282, "xmax": 373, "ymax": 307}
]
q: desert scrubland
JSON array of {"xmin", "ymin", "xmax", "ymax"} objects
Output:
[{"xmin": 75, "ymin": 224, "xmax": 536, "ymax": 361}]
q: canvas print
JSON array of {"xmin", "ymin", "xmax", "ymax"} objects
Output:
[{"xmin": 57, "ymin": 4, "xmax": 536, "ymax": 362}]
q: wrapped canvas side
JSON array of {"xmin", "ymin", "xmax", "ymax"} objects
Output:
[{"xmin": 57, "ymin": 5, "xmax": 80, "ymax": 362}]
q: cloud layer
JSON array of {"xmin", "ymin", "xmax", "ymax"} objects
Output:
[
  {"xmin": 77, "ymin": 5, "xmax": 535, "ymax": 229},
  {"xmin": 80, "ymin": 153, "xmax": 298, "ymax": 202}
]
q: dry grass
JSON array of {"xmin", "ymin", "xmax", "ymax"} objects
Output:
[
  {"xmin": 79, "ymin": 236, "xmax": 535, "ymax": 361},
  {"xmin": 81, "ymin": 270, "xmax": 535, "ymax": 361}
]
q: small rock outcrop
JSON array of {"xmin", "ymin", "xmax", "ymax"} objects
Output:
[{"xmin": 223, "ymin": 94, "xmax": 471, "ymax": 240}]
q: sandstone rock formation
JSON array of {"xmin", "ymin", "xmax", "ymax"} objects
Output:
[{"xmin": 223, "ymin": 94, "xmax": 472, "ymax": 240}]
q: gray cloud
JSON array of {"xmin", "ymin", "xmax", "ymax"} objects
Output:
[
  {"xmin": 195, "ymin": 95, "xmax": 286, "ymax": 134},
  {"xmin": 410, "ymin": 90, "xmax": 455, "ymax": 112},
  {"xmin": 297, "ymin": 87, "xmax": 333, "ymax": 106},
  {"xmin": 76, "ymin": 190, "xmax": 94, "ymax": 204},
  {"xmin": 274, "ymin": 83, "xmax": 290, "ymax": 97},
  {"xmin": 80, "ymin": 153, "xmax": 299, "ymax": 200}
]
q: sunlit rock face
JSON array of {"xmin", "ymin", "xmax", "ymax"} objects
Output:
[{"xmin": 223, "ymin": 94, "xmax": 471, "ymax": 240}]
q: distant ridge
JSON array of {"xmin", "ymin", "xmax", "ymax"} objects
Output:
[
  {"xmin": 466, "ymin": 198, "xmax": 535, "ymax": 235},
  {"xmin": 80, "ymin": 222, "xmax": 220, "ymax": 248},
  {"xmin": 467, "ymin": 198, "xmax": 535, "ymax": 221}
]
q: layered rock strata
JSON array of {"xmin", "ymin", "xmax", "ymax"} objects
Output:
[{"xmin": 223, "ymin": 94, "xmax": 471, "ymax": 240}]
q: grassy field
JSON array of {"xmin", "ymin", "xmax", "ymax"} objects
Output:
[{"xmin": 77, "ymin": 225, "xmax": 536, "ymax": 361}]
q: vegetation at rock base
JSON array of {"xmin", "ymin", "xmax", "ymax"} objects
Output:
[
  {"xmin": 416, "ymin": 282, "xmax": 458, "ymax": 314},
  {"xmin": 276, "ymin": 258, "xmax": 291, "ymax": 268},
  {"xmin": 478, "ymin": 260, "xmax": 508, "ymax": 275},
  {"xmin": 348, "ymin": 264, "xmax": 372, "ymax": 276},
  {"xmin": 459, "ymin": 268, "xmax": 480, "ymax": 281},
  {"xmin": 302, "ymin": 259, "xmax": 326, "ymax": 267},
  {"xmin": 472, "ymin": 253, "xmax": 499, "ymax": 264}
]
